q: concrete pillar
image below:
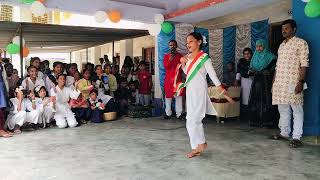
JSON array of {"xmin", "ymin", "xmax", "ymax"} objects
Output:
[
  {"xmin": 154, "ymin": 36, "xmax": 162, "ymax": 99},
  {"xmin": 119, "ymin": 39, "xmax": 133, "ymax": 68},
  {"xmin": 93, "ymin": 46, "xmax": 102, "ymax": 65}
]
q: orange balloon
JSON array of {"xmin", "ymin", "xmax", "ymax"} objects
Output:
[
  {"xmin": 38, "ymin": 0, "xmax": 45, "ymax": 3},
  {"xmin": 23, "ymin": 47, "xmax": 29, "ymax": 57},
  {"xmin": 108, "ymin": 10, "xmax": 121, "ymax": 23}
]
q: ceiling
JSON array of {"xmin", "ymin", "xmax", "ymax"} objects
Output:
[
  {"xmin": 1, "ymin": 0, "xmax": 282, "ymax": 24},
  {"xmin": 0, "ymin": 21, "xmax": 148, "ymax": 52}
]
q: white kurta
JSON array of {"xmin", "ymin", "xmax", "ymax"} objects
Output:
[
  {"xmin": 50, "ymin": 86, "xmax": 80, "ymax": 128},
  {"xmin": 21, "ymin": 77, "xmax": 45, "ymax": 92},
  {"xmin": 184, "ymin": 58, "xmax": 221, "ymax": 119},
  {"xmin": 184, "ymin": 57, "xmax": 221, "ymax": 149},
  {"xmin": 35, "ymin": 97, "xmax": 55, "ymax": 124},
  {"xmin": 6, "ymin": 98, "xmax": 41, "ymax": 130}
]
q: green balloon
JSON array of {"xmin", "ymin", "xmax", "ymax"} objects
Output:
[
  {"xmin": 21, "ymin": 0, "xmax": 36, "ymax": 4},
  {"xmin": 161, "ymin": 22, "xmax": 174, "ymax": 34},
  {"xmin": 6, "ymin": 43, "xmax": 20, "ymax": 54},
  {"xmin": 305, "ymin": 0, "xmax": 320, "ymax": 18}
]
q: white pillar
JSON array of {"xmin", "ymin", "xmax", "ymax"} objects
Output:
[
  {"xmin": 119, "ymin": 39, "xmax": 133, "ymax": 68},
  {"xmin": 154, "ymin": 36, "xmax": 162, "ymax": 99}
]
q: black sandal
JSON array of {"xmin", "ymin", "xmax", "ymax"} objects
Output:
[
  {"xmin": 270, "ymin": 134, "xmax": 289, "ymax": 141},
  {"xmin": 289, "ymin": 139, "xmax": 303, "ymax": 148}
]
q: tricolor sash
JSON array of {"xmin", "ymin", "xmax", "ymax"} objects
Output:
[{"xmin": 174, "ymin": 51, "xmax": 209, "ymax": 96}]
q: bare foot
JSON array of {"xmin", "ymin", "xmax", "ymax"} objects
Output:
[
  {"xmin": 13, "ymin": 126, "xmax": 22, "ymax": 134},
  {"xmin": 186, "ymin": 150, "xmax": 201, "ymax": 158},
  {"xmin": 0, "ymin": 130, "xmax": 13, "ymax": 138},
  {"xmin": 197, "ymin": 143, "xmax": 208, "ymax": 153}
]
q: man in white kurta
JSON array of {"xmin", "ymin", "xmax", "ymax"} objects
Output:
[{"xmin": 272, "ymin": 20, "xmax": 309, "ymax": 147}]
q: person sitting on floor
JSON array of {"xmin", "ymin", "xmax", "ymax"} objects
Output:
[
  {"xmin": 128, "ymin": 80, "xmax": 139, "ymax": 105},
  {"xmin": 69, "ymin": 93, "xmax": 90, "ymax": 125},
  {"xmin": 46, "ymin": 62, "xmax": 64, "ymax": 96},
  {"xmin": 21, "ymin": 65, "xmax": 45, "ymax": 93},
  {"xmin": 87, "ymin": 89, "xmax": 105, "ymax": 123},
  {"xmin": 77, "ymin": 69, "xmax": 94, "ymax": 99},
  {"xmin": 104, "ymin": 64, "xmax": 117, "ymax": 97},
  {"xmin": 34, "ymin": 86, "xmax": 56, "ymax": 128},
  {"xmin": 50, "ymin": 74, "xmax": 80, "ymax": 129},
  {"xmin": 6, "ymin": 87, "xmax": 41, "ymax": 133},
  {"xmin": 115, "ymin": 78, "xmax": 130, "ymax": 117}
]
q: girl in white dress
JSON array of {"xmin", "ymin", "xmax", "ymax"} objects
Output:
[
  {"xmin": 6, "ymin": 88, "xmax": 41, "ymax": 133},
  {"xmin": 50, "ymin": 74, "xmax": 80, "ymax": 128},
  {"xmin": 34, "ymin": 86, "xmax": 56, "ymax": 128},
  {"xmin": 179, "ymin": 32, "xmax": 234, "ymax": 158}
]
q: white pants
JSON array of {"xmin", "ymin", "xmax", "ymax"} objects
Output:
[
  {"xmin": 6, "ymin": 110, "xmax": 41, "ymax": 130},
  {"xmin": 139, "ymin": 94, "xmax": 151, "ymax": 106},
  {"xmin": 186, "ymin": 115, "xmax": 206, "ymax": 149},
  {"xmin": 54, "ymin": 111, "xmax": 78, "ymax": 128},
  {"xmin": 278, "ymin": 104, "xmax": 304, "ymax": 140},
  {"xmin": 165, "ymin": 96, "xmax": 183, "ymax": 117}
]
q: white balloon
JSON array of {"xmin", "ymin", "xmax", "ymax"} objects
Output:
[
  {"xmin": 94, "ymin": 11, "xmax": 107, "ymax": 23},
  {"xmin": 12, "ymin": 36, "xmax": 25, "ymax": 47},
  {"xmin": 148, "ymin": 24, "xmax": 161, "ymax": 36},
  {"xmin": 301, "ymin": 0, "xmax": 310, "ymax": 2},
  {"xmin": 31, "ymin": 1, "xmax": 46, "ymax": 17},
  {"xmin": 154, "ymin": 14, "xmax": 164, "ymax": 24}
]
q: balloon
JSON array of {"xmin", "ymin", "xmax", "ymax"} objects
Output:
[
  {"xmin": 12, "ymin": 36, "xmax": 25, "ymax": 47},
  {"xmin": 21, "ymin": 0, "xmax": 36, "ymax": 4},
  {"xmin": 148, "ymin": 24, "xmax": 161, "ymax": 36},
  {"xmin": 94, "ymin": 11, "xmax": 107, "ymax": 23},
  {"xmin": 161, "ymin": 22, "xmax": 174, "ymax": 34},
  {"xmin": 6, "ymin": 44, "xmax": 20, "ymax": 54},
  {"xmin": 38, "ymin": 0, "xmax": 45, "ymax": 3},
  {"xmin": 305, "ymin": 0, "xmax": 320, "ymax": 18},
  {"xmin": 302, "ymin": 0, "xmax": 311, "ymax": 2},
  {"xmin": 23, "ymin": 47, "xmax": 30, "ymax": 57},
  {"xmin": 31, "ymin": 1, "xmax": 46, "ymax": 16},
  {"xmin": 154, "ymin": 14, "xmax": 164, "ymax": 24},
  {"xmin": 108, "ymin": 10, "xmax": 121, "ymax": 23}
]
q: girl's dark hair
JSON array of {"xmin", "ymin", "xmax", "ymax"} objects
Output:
[
  {"xmin": 139, "ymin": 61, "xmax": 146, "ymax": 66},
  {"xmin": 56, "ymin": 73, "xmax": 66, "ymax": 80},
  {"xmin": 30, "ymin": 57, "xmax": 40, "ymax": 65},
  {"xmin": 82, "ymin": 68, "xmax": 91, "ymax": 75},
  {"xmin": 243, "ymin": 47, "xmax": 253, "ymax": 55},
  {"xmin": 27, "ymin": 65, "xmax": 37, "ymax": 72},
  {"xmin": 34, "ymin": 86, "xmax": 48, "ymax": 98},
  {"xmin": 95, "ymin": 65, "xmax": 102, "ymax": 71},
  {"xmin": 53, "ymin": 61, "xmax": 63, "ymax": 68},
  {"xmin": 187, "ymin": 32, "xmax": 203, "ymax": 50}
]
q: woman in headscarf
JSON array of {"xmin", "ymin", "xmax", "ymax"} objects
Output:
[{"xmin": 248, "ymin": 39, "xmax": 279, "ymax": 127}]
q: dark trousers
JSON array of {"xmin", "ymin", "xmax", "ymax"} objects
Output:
[
  {"xmin": 90, "ymin": 109, "xmax": 104, "ymax": 123},
  {"xmin": 71, "ymin": 108, "xmax": 91, "ymax": 123}
]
